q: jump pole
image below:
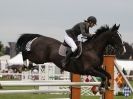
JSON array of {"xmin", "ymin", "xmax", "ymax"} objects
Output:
[
  {"xmin": 70, "ymin": 55, "xmax": 114, "ymax": 99},
  {"xmin": 103, "ymin": 55, "xmax": 115, "ymax": 99},
  {"xmin": 70, "ymin": 73, "xmax": 81, "ymax": 99}
]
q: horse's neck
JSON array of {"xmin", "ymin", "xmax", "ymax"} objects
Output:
[{"xmin": 90, "ymin": 33, "xmax": 108, "ymax": 53}]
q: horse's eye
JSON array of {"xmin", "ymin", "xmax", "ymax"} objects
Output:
[{"xmin": 112, "ymin": 36, "xmax": 115, "ymax": 39}]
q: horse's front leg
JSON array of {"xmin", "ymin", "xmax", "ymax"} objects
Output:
[
  {"xmin": 87, "ymin": 68, "xmax": 106, "ymax": 93},
  {"xmin": 95, "ymin": 67, "xmax": 111, "ymax": 89}
]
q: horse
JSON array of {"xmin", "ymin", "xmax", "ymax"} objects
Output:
[{"xmin": 16, "ymin": 24, "xmax": 124, "ymax": 90}]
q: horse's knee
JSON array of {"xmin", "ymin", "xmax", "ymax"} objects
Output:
[
  {"xmin": 100, "ymin": 74, "xmax": 106, "ymax": 81},
  {"xmin": 106, "ymin": 72, "xmax": 111, "ymax": 80}
]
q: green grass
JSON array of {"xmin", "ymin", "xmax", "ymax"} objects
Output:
[
  {"xmin": 0, "ymin": 85, "xmax": 133, "ymax": 99},
  {"xmin": 0, "ymin": 94, "xmax": 68, "ymax": 99},
  {"xmin": 0, "ymin": 81, "xmax": 133, "ymax": 99},
  {"xmin": 0, "ymin": 94, "xmax": 100, "ymax": 99},
  {"xmin": 0, "ymin": 86, "xmax": 133, "ymax": 99},
  {"xmin": 0, "ymin": 94, "xmax": 133, "ymax": 99}
]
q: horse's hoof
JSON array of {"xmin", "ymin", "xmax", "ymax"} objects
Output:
[
  {"xmin": 99, "ymin": 87, "xmax": 106, "ymax": 94},
  {"xmin": 105, "ymin": 85, "xmax": 110, "ymax": 90}
]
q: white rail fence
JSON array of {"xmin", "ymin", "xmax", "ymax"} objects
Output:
[
  {"xmin": 0, "ymin": 80, "xmax": 101, "ymax": 94},
  {"xmin": 0, "ymin": 89, "xmax": 69, "ymax": 94},
  {"xmin": 0, "ymin": 81, "xmax": 101, "ymax": 87}
]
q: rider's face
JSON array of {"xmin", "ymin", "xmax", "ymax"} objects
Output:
[{"xmin": 89, "ymin": 22, "xmax": 96, "ymax": 27}]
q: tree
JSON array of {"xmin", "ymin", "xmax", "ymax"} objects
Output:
[
  {"xmin": 116, "ymin": 42, "xmax": 133, "ymax": 59},
  {"xmin": 0, "ymin": 41, "xmax": 10, "ymax": 56},
  {"xmin": 0, "ymin": 41, "xmax": 4, "ymax": 56},
  {"xmin": 4, "ymin": 46, "xmax": 10, "ymax": 55},
  {"xmin": 104, "ymin": 42, "xmax": 133, "ymax": 60}
]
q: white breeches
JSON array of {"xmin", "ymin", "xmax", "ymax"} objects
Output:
[{"xmin": 64, "ymin": 33, "xmax": 77, "ymax": 52}]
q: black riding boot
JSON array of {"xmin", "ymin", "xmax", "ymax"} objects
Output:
[{"xmin": 62, "ymin": 49, "xmax": 73, "ymax": 68}]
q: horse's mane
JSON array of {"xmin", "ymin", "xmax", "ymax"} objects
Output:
[
  {"xmin": 95, "ymin": 25, "xmax": 110, "ymax": 36},
  {"xmin": 84, "ymin": 25, "xmax": 110, "ymax": 43},
  {"xmin": 16, "ymin": 33, "xmax": 42, "ymax": 52}
]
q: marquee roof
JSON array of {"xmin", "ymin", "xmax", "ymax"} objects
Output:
[
  {"xmin": 8, "ymin": 53, "xmax": 23, "ymax": 65},
  {"xmin": 115, "ymin": 59, "xmax": 133, "ymax": 70}
]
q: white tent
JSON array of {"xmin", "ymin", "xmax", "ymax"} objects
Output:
[
  {"xmin": 8, "ymin": 53, "xmax": 23, "ymax": 66},
  {"xmin": 115, "ymin": 59, "xmax": 133, "ymax": 70}
]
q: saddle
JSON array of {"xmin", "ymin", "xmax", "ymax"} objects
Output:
[
  {"xmin": 59, "ymin": 35, "xmax": 94, "ymax": 58},
  {"xmin": 59, "ymin": 41, "xmax": 82, "ymax": 58}
]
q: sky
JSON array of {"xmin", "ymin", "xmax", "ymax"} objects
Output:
[{"xmin": 0, "ymin": 0, "xmax": 133, "ymax": 46}]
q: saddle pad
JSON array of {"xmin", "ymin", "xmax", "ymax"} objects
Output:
[{"xmin": 58, "ymin": 44, "xmax": 68, "ymax": 56}]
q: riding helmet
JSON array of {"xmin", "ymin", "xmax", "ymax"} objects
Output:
[{"xmin": 87, "ymin": 16, "xmax": 97, "ymax": 25}]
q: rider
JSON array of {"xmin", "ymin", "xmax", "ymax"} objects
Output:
[{"xmin": 62, "ymin": 16, "xmax": 97, "ymax": 67}]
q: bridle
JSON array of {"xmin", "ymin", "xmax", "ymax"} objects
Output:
[{"xmin": 116, "ymin": 31, "xmax": 126, "ymax": 54}]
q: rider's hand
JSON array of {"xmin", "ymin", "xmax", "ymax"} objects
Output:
[{"xmin": 86, "ymin": 34, "xmax": 92, "ymax": 38}]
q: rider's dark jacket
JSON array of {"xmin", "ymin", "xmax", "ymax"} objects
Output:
[{"xmin": 66, "ymin": 22, "xmax": 90, "ymax": 41}]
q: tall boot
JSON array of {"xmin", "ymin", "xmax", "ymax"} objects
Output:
[{"xmin": 62, "ymin": 49, "xmax": 73, "ymax": 68}]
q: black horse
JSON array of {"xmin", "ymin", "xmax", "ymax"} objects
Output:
[{"xmin": 16, "ymin": 24, "xmax": 124, "ymax": 89}]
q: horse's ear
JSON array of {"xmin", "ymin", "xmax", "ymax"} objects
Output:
[
  {"xmin": 111, "ymin": 24, "xmax": 116, "ymax": 31},
  {"xmin": 111, "ymin": 24, "xmax": 120, "ymax": 31},
  {"xmin": 116, "ymin": 24, "xmax": 120, "ymax": 30}
]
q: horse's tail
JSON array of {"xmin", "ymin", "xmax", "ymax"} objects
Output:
[{"xmin": 16, "ymin": 33, "xmax": 42, "ymax": 52}]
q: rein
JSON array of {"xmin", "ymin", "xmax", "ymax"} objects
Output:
[{"xmin": 117, "ymin": 32, "xmax": 126, "ymax": 53}]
